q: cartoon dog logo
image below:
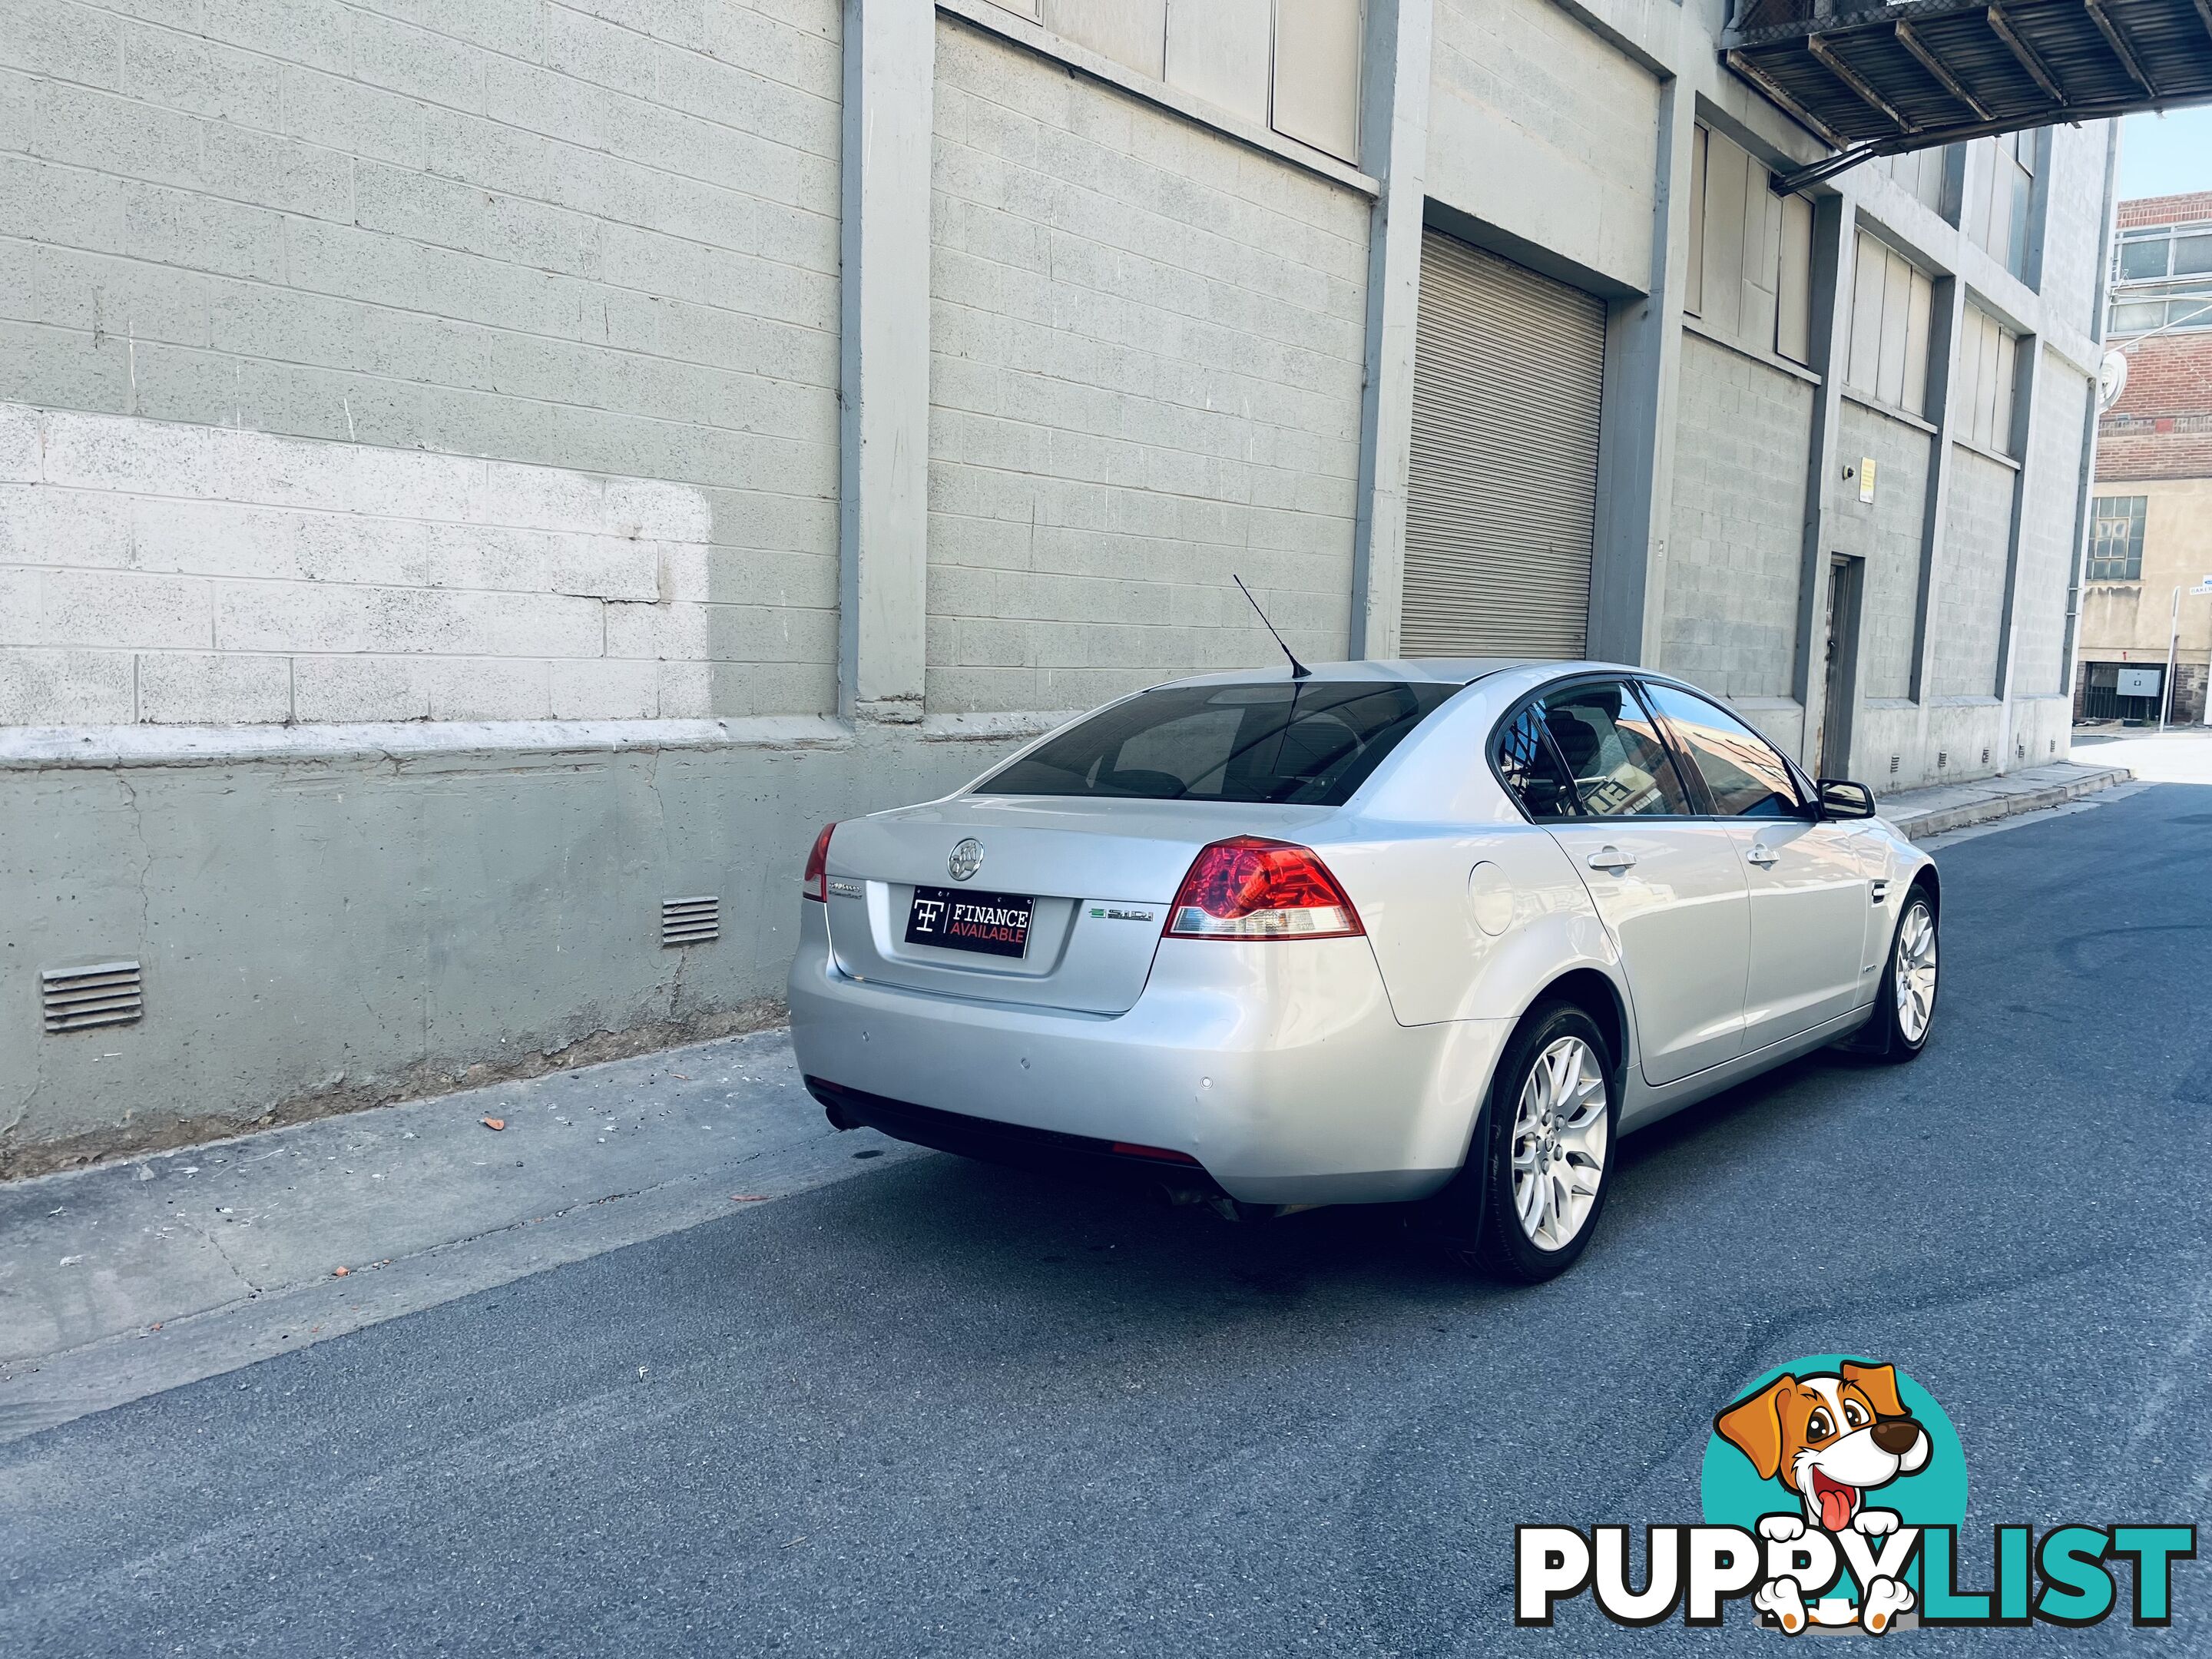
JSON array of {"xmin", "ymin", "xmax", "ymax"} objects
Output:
[{"xmin": 1714, "ymin": 1361, "xmax": 1932, "ymax": 1634}]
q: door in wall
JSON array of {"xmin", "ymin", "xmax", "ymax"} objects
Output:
[
  {"xmin": 1401, "ymin": 231, "xmax": 1607, "ymax": 659},
  {"xmin": 1817, "ymin": 555, "xmax": 1863, "ymax": 779}
]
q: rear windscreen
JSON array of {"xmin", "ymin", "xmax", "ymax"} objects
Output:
[{"xmin": 973, "ymin": 681, "xmax": 1459, "ymax": 806}]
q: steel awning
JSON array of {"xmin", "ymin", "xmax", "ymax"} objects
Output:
[{"xmin": 1724, "ymin": 0, "xmax": 2212, "ymax": 188}]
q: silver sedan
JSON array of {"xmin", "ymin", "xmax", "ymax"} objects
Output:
[{"xmin": 789, "ymin": 660, "xmax": 1938, "ymax": 1280}]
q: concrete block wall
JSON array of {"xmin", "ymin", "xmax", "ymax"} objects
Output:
[
  {"xmin": 923, "ymin": 18, "xmax": 1369, "ymax": 715},
  {"xmin": 1832, "ymin": 402, "xmax": 1934, "ymax": 702},
  {"xmin": 1662, "ymin": 332, "xmax": 1816, "ymax": 700},
  {"xmin": 0, "ymin": 401, "xmax": 718, "ymax": 722},
  {"xmin": 1931, "ymin": 446, "xmax": 2015, "ymax": 698},
  {"xmin": 0, "ymin": 0, "xmax": 846, "ymax": 723}
]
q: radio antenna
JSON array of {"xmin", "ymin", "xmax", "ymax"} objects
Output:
[{"xmin": 1233, "ymin": 575, "xmax": 1310, "ymax": 680}]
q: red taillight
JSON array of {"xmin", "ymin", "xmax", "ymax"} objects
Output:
[
  {"xmin": 1111, "ymin": 1141, "xmax": 1200, "ymax": 1164},
  {"xmin": 802, "ymin": 822, "xmax": 836, "ymax": 902},
  {"xmin": 1164, "ymin": 836, "xmax": 1364, "ymax": 941}
]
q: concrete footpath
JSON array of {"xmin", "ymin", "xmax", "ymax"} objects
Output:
[
  {"xmin": 0, "ymin": 753, "xmax": 2139, "ymax": 1442},
  {"xmin": 0, "ymin": 1030, "xmax": 920, "ymax": 1442},
  {"xmin": 1874, "ymin": 756, "xmax": 2131, "ymax": 839}
]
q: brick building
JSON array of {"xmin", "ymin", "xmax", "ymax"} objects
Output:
[
  {"xmin": 1, "ymin": 0, "xmax": 2124, "ymax": 1166},
  {"xmin": 2079, "ymin": 190, "xmax": 2212, "ymax": 725}
]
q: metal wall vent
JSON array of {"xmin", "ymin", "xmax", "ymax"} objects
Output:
[
  {"xmin": 1889, "ymin": 753, "xmax": 1901, "ymax": 775},
  {"xmin": 661, "ymin": 896, "xmax": 719, "ymax": 947},
  {"xmin": 43, "ymin": 961, "xmax": 144, "ymax": 1032},
  {"xmin": 1981, "ymin": 747, "xmax": 1990, "ymax": 766},
  {"xmin": 1937, "ymin": 750, "xmax": 1949, "ymax": 769}
]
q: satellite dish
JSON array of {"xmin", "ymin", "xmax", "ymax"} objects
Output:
[{"xmin": 2098, "ymin": 348, "xmax": 2129, "ymax": 412}]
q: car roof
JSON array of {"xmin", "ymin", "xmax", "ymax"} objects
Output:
[{"xmin": 1155, "ymin": 657, "xmax": 1629, "ymax": 690}]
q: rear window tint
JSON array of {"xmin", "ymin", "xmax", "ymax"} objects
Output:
[{"xmin": 975, "ymin": 681, "xmax": 1460, "ymax": 806}]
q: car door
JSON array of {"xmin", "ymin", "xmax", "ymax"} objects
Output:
[
  {"xmin": 1512, "ymin": 680, "xmax": 1751, "ymax": 1087},
  {"xmin": 1638, "ymin": 680, "xmax": 1873, "ymax": 1051}
]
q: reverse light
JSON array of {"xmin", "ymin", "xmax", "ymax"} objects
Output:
[
  {"xmin": 1164, "ymin": 836, "xmax": 1365, "ymax": 940},
  {"xmin": 802, "ymin": 822, "xmax": 837, "ymax": 902}
]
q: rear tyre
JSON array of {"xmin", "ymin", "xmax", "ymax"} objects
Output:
[
  {"xmin": 1865, "ymin": 887, "xmax": 1938, "ymax": 1062},
  {"xmin": 1424, "ymin": 1001, "xmax": 1617, "ymax": 1283}
]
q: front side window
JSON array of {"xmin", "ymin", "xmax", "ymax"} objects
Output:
[
  {"xmin": 975, "ymin": 680, "xmax": 1459, "ymax": 806},
  {"xmin": 1537, "ymin": 682, "xmax": 1693, "ymax": 818},
  {"xmin": 2088, "ymin": 495, "xmax": 2147, "ymax": 582},
  {"xmin": 1639, "ymin": 683, "xmax": 1803, "ymax": 818}
]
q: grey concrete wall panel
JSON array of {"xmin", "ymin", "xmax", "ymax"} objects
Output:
[
  {"xmin": 1932, "ymin": 447, "xmax": 2016, "ymax": 698},
  {"xmin": 0, "ymin": 0, "xmax": 849, "ymax": 724},
  {"xmin": 1272, "ymin": 0, "xmax": 1364, "ymax": 162},
  {"xmin": 840, "ymin": 0, "xmax": 935, "ymax": 722},
  {"xmin": 926, "ymin": 20, "xmax": 1367, "ymax": 714},
  {"xmin": 1164, "ymin": 0, "xmax": 1273, "ymax": 124},
  {"xmin": 2012, "ymin": 359, "xmax": 2091, "ymax": 695},
  {"xmin": 1832, "ymin": 402, "xmax": 1934, "ymax": 702},
  {"xmin": 1662, "ymin": 333, "xmax": 1815, "ymax": 700},
  {"xmin": 1402, "ymin": 233, "xmax": 1604, "ymax": 658},
  {"xmin": 1045, "ymin": 0, "xmax": 1167, "ymax": 78},
  {"xmin": 1425, "ymin": 0, "xmax": 1659, "ymax": 295},
  {"xmin": 0, "ymin": 724, "xmax": 1020, "ymax": 1173},
  {"xmin": 1347, "ymin": 0, "xmax": 1434, "ymax": 661},
  {"xmin": 2040, "ymin": 123, "xmax": 2118, "ymax": 338}
]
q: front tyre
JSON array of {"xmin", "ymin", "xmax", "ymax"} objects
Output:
[
  {"xmin": 1868, "ymin": 888, "xmax": 1939, "ymax": 1061},
  {"xmin": 1426, "ymin": 1001, "xmax": 1617, "ymax": 1283}
]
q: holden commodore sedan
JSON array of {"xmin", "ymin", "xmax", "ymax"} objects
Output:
[{"xmin": 789, "ymin": 661, "xmax": 1937, "ymax": 1280}]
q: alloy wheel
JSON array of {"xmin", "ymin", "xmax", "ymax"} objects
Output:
[
  {"xmin": 1895, "ymin": 900, "xmax": 1937, "ymax": 1043},
  {"xmin": 1509, "ymin": 1035, "xmax": 1610, "ymax": 1252}
]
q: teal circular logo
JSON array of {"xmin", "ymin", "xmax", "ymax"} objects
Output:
[{"xmin": 1701, "ymin": 1355, "xmax": 1967, "ymax": 1616}]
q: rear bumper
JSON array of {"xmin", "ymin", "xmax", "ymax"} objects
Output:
[
  {"xmin": 806, "ymin": 1078, "xmax": 1231, "ymax": 1196},
  {"xmin": 786, "ymin": 906, "xmax": 1511, "ymax": 1205}
]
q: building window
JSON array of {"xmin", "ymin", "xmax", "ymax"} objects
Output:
[
  {"xmin": 1877, "ymin": 144, "xmax": 1957, "ymax": 220},
  {"xmin": 1685, "ymin": 124, "xmax": 1816, "ymax": 366},
  {"xmin": 2087, "ymin": 495, "xmax": 2147, "ymax": 582},
  {"xmin": 1020, "ymin": 0, "xmax": 1365, "ymax": 165},
  {"xmin": 1952, "ymin": 305, "xmax": 2021, "ymax": 455},
  {"xmin": 1965, "ymin": 131, "xmax": 2036, "ymax": 282},
  {"xmin": 2107, "ymin": 222, "xmax": 2212, "ymax": 336},
  {"xmin": 1844, "ymin": 233, "xmax": 1936, "ymax": 417}
]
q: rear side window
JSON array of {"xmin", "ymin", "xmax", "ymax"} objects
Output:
[
  {"xmin": 1639, "ymin": 682, "xmax": 1803, "ymax": 817},
  {"xmin": 1537, "ymin": 681, "xmax": 1694, "ymax": 818},
  {"xmin": 1495, "ymin": 704, "xmax": 1579, "ymax": 820},
  {"xmin": 975, "ymin": 681, "xmax": 1459, "ymax": 806}
]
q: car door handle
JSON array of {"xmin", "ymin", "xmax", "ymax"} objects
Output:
[
  {"xmin": 1587, "ymin": 846, "xmax": 1637, "ymax": 873},
  {"xmin": 1746, "ymin": 843, "xmax": 1779, "ymax": 867}
]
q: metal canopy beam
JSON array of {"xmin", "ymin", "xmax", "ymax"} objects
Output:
[
  {"xmin": 1895, "ymin": 18, "xmax": 1993, "ymax": 119},
  {"xmin": 1725, "ymin": 48, "xmax": 1852, "ymax": 147},
  {"xmin": 1985, "ymin": 4, "xmax": 2066, "ymax": 103},
  {"xmin": 1771, "ymin": 86, "xmax": 2212, "ymax": 191},
  {"xmin": 1806, "ymin": 32, "xmax": 1915, "ymax": 130},
  {"xmin": 2085, "ymin": 0, "xmax": 2157, "ymax": 91}
]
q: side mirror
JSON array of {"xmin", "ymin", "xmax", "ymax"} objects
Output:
[{"xmin": 1817, "ymin": 778, "xmax": 1877, "ymax": 820}]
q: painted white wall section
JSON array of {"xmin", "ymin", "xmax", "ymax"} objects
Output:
[{"xmin": 0, "ymin": 405, "xmax": 715, "ymax": 724}]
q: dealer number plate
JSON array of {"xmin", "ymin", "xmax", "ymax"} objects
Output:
[{"xmin": 904, "ymin": 886, "xmax": 1034, "ymax": 959}]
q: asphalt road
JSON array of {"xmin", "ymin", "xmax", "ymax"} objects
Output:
[{"xmin": 5, "ymin": 782, "xmax": 2209, "ymax": 1656}]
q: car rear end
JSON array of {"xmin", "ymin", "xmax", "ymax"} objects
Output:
[{"xmin": 786, "ymin": 673, "xmax": 1493, "ymax": 1205}]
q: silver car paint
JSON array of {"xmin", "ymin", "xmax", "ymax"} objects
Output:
[{"xmin": 786, "ymin": 659, "xmax": 1934, "ymax": 1203}]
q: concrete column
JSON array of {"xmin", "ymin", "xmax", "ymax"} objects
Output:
[
  {"xmin": 1588, "ymin": 78, "xmax": 1696, "ymax": 666},
  {"xmin": 1908, "ymin": 273, "xmax": 1968, "ymax": 710},
  {"xmin": 1346, "ymin": 0, "xmax": 1433, "ymax": 661},
  {"xmin": 837, "ymin": 0, "xmax": 934, "ymax": 723},
  {"xmin": 1790, "ymin": 194, "xmax": 1858, "ymax": 771},
  {"xmin": 1991, "ymin": 336, "xmax": 2047, "ymax": 767}
]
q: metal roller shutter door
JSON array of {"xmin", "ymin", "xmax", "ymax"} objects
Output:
[{"xmin": 1402, "ymin": 233, "xmax": 1607, "ymax": 658}]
